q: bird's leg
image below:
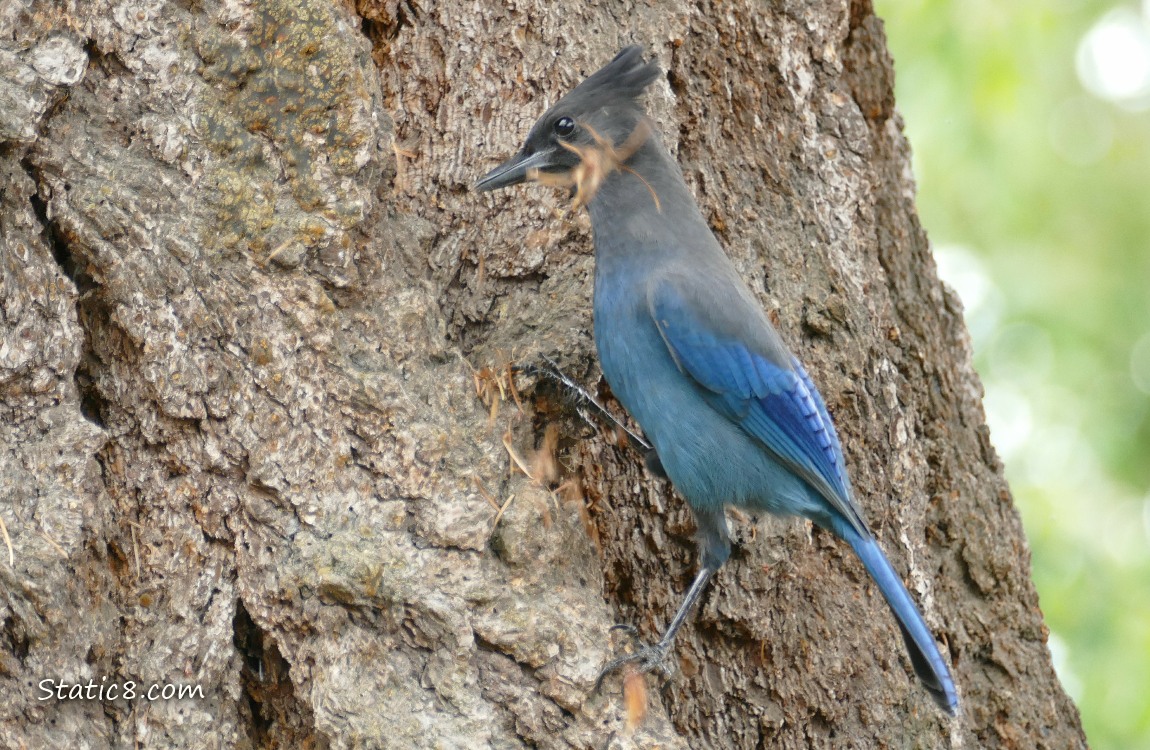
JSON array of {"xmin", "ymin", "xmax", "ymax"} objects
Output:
[
  {"xmin": 596, "ymin": 564, "xmax": 716, "ymax": 688},
  {"xmin": 643, "ymin": 448, "xmax": 667, "ymax": 479},
  {"xmin": 515, "ymin": 356, "xmax": 653, "ymax": 453}
]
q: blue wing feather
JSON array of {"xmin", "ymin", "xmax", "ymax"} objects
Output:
[{"xmin": 649, "ymin": 278, "xmax": 864, "ymax": 532}]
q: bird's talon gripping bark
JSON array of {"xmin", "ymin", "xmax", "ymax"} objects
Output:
[{"xmin": 596, "ymin": 640, "xmax": 673, "ymax": 692}]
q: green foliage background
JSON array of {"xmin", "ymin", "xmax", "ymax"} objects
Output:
[{"xmin": 876, "ymin": 0, "xmax": 1150, "ymax": 746}]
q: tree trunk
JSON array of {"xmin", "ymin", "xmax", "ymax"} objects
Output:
[{"xmin": 0, "ymin": 0, "xmax": 1087, "ymax": 747}]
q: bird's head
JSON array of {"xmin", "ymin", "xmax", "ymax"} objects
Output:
[{"xmin": 475, "ymin": 46, "xmax": 662, "ymax": 204}]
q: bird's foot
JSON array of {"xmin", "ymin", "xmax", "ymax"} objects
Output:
[
  {"xmin": 595, "ymin": 628, "xmax": 675, "ymax": 691},
  {"xmin": 515, "ymin": 356, "xmax": 652, "ymax": 453}
]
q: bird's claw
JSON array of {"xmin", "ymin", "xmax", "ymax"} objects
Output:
[{"xmin": 595, "ymin": 639, "xmax": 674, "ymax": 692}]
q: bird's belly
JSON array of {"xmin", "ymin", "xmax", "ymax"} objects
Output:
[{"xmin": 644, "ymin": 384, "xmax": 817, "ymax": 518}]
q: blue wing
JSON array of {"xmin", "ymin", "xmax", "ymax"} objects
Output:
[{"xmin": 648, "ymin": 276, "xmax": 866, "ymax": 534}]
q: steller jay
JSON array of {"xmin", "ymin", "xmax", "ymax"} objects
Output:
[{"xmin": 476, "ymin": 46, "xmax": 958, "ymax": 715}]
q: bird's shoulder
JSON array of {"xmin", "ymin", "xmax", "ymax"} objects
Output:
[{"xmin": 644, "ymin": 263, "xmax": 793, "ymax": 374}]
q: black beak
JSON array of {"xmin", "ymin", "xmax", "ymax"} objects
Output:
[{"xmin": 474, "ymin": 147, "xmax": 558, "ymax": 192}]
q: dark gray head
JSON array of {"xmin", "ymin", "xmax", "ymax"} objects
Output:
[{"xmin": 475, "ymin": 46, "xmax": 662, "ymax": 192}]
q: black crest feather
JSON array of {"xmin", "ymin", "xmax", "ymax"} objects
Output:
[{"xmin": 563, "ymin": 46, "xmax": 661, "ymax": 111}]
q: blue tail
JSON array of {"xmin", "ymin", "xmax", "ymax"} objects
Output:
[{"xmin": 834, "ymin": 519, "xmax": 959, "ymax": 715}]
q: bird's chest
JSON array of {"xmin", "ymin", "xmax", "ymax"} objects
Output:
[{"xmin": 591, "ymin": 268, "xmax": 677, "ymax": 428}]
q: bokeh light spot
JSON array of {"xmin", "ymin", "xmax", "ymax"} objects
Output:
[{"xmin": 1076, "ymin": 8, "xmax": 1150, "ymax": 109}]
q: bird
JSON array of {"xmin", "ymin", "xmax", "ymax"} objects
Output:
[{"xmin": 475, "ymin": 45, "xmax": 958, "ymax": 715}]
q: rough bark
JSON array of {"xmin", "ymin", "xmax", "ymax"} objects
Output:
[{"xmin": 0, "ymin": 0, "xmax": 1087, "ymax": 748}]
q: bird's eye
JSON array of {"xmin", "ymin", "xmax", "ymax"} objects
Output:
[{"xmin": 553, "ymin": 117, "xmax": 575, "ymax": 137}]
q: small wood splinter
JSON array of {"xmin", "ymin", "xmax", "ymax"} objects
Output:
[{"xmin": 529, "ymin": 119, "xmax": 662, "ymax": 212}]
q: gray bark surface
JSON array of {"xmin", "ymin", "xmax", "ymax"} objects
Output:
[{"xmin": 0, "ymin": 0, "xmax": 1087, "ymax": 747}]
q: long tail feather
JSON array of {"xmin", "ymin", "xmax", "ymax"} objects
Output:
[{"xmin": 835, "ymin": 520, "xmax": 959, "ymax": 715}]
